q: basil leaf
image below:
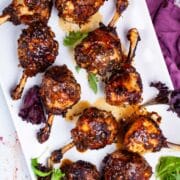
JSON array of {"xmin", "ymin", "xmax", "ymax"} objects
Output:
[
  {"xmin": 88, "ymin": 73, "xmax": 98, "ymax": 94},
  {"xmin": 156, "ymin": 156, "xmax": 180, "ymax": 180},
  {"xmin": 75, "ymin": 66, "xmax": 81, "ymax": 73},
  {"xmin": 63, "ymin": 31, "xmax": 88, "ymax": 46},
  {"xmin": 31, "ymin": 158, "xmax": 52, "ymax": 177},
  {"xmin": 51, "ymin": 169, "xmax": 65, "ymax": 180},
  {"xmin": 31, "ymin": 158, "xmax": 38, "ymax": 167}
]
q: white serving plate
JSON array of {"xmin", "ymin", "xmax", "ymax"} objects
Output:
[{"xmin": 0, "ymin": 0, "xmax": 180, "ymax": 179}]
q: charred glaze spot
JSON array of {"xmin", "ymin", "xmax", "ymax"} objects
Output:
[
  {"xmin": 37, "ymin": 125, "xmax": 51, "ymax": 143},
  {"xmin": 117, "ymin": 0, "xmax": 129, "ymax": 14},
  {"xmin": 50, "ymin": 150, "xmax": 63, "ymax": 163}
]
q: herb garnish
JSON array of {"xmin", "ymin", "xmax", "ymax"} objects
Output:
[
  {"xmin": 75, "ymin": 66, "xmax": 81, "ymax": 73},
  {"xmin": 51, "ymin": 168, "xmax": 65, "ymax": 180},
  {"xmin": 156, "ymin": 156, "xmax": 180, "ymax": 180},
  {"xmin": 31, "ymin": 157, "xmax": 65, "ymax": 179},
  {"xmin": 31, "ymin": 158, "xmax": 52, "ymax": 177},
  {"xmin": 88, "ymin": 73, "xmax": 98, "ymax": 94},
  {"xmin": 63, "ymin": 31, "xmax": 88, "ymax": 46}
]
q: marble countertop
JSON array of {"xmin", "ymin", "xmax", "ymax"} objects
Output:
[{"xmin": 0, "ymin": 86, "xmax": 30, "ymax": 180}]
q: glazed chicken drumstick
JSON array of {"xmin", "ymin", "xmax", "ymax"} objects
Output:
[
  {"xmin": 74, "ymin": 0, "xmax": 128, "ymax": 76},
  {"xmin": 0, "ymin": 0, "xmax": 52, "ymax": 25},
  {"xmin": 49, "ymin": 107, "xmax": 118, "ymax": 165},
  {"xmin": 104, "ymin": 28, "xmax": 142, "ymax": 105},
  {"xmin": 61, "ymin": 160, "xmax": 100, "ymax": 180},
  {"xmin": 37, "ymin": 65, "xmax": 81, "ymax": 143},
  {"xmin": 55, "ymin": 0, "xmax": 105, "ymax": 25},
  {"xmin": 120, "ymin": 111, "xmax": 180, "ymax": 153},
  {"xmin": 101, "ymin": 150, "xmax": 152, "ymax": 180},
  {"xmin": 11, "ymin": 23, "xmax": 58, "ymax": 100}
]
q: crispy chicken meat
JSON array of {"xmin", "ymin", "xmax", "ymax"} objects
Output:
[
  {"xmin": 61, "ymin": 160, "xmax": 100, "ymax": 180},
  {"xmin": 101, "ymin": 150, "xmax": 152, "ymax": 180},
  {"xmin": 121, "ymin": 113, "xmax": 167, "ymax": 153},
  {"xmin": 105, "ymin": 64, "xmax": 142, "ymax": 105},
  {"xmin": 104, "ymin": 28, "xmax": 142, "ymax": 105},
  {"xmin": 0, "ymin": 0, "xmax": 52, "ymax": 25},
  {"xmin": 55, "ymin": 0, "xmax": 105, "ymax": 25},
  {"xmin": 37, "ymin": 65, "xmax": 81, "ymax": 143},
  {"xmin": 71, "ymin": 107, "xmax": 118, "ymax": 152},
  {"xmin": 75, "ymin": 24, "xmax": 123, "ymax": 76},
  {"xmin": 74, "ymin": 0, "xmax": 129, "ymax": 75},
  {"xmin": 11, "ymin": 23, "xmax": 58, "ymax": 100},
  {"xmin": 49, "ymin": 107, "xmax": 118, "ymax": 164}
]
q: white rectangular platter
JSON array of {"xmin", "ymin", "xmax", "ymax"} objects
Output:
[{"xmin": 0, "ymin": 0, "xmax": 180, "ymax": 179}]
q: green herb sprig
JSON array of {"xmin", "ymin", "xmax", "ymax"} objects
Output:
[
  {"xmin": 75, "ymin": 66, "xmax": 81, "ymax": 73},
  {"xmin": 31, "ymin": 158, "xmax": 65, "ymax": 180},
  {"xmin": 156, "ymin": 156, "xmax": 180, "ymax": 180},
  {"xmin": 88, "ymin": 73, "xmax": 98, "ymax": 94},
  {"xmin": 51, "ymin": 169, "xmax": 65, "ymax": 180},
  {"xmin": 63, "ymin": 31, "xmax": 88, "ymax": 46}
]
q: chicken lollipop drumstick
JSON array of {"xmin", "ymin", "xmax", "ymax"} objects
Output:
[
  {"xmin": 105, "ymin": 65, "xmax": 142, "ymax": 105},
  {"xmin": 74, "ymin": 0, "xmax": 128, "ymax": 76},
  {"xmin": 0, "ymin": 0, "xmax": 52, "ymax": 25},
  {"xmin": 105, "ymin": 29, "xmax": 142, "ymax": 105},
  {"xmin": 55, "ymin": 0, "xmax": 105, "ymax": 25},
  {"xmin": 121, "ymin": 112, "xmax": 169, "ymax": 154},
  {"xmin": 61, "ymin": 160, "xmax": 100, "ymax": 180},
  {"xmin": 37, "ymin": 65, "xmax": 81, "ymax": 143},
  {"xmin": 102, "ymin": 150, "xmax": 152, "ymax": 180},
  {"xmin": 11, "ymin": 23, "xmax": 58, "ymax": 100},
  {"xmin": 49, "ymin": 107, "xmax": 118, "ymax": 164}
]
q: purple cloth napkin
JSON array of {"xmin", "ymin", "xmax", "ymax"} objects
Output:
[{"xmin": 146, "ymin": 0, "xmax": 180, "ymax": 89}]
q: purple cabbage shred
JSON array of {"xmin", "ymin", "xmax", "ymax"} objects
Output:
[
  {"xmin": 169, "ymin": 89, "xmax": 180, "ymax": 118},
  {"xmin": 150, "ymin": 81, "xmax": 180, "ymax": 118},
  {"xmin": 150, "ymin": 82, "xmax": 170, "ymax": 104},
  {"xmin": 19, "ymin": 85, "xmax": 46, "ymax": 124}
]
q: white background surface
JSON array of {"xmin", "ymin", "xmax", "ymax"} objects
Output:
[
  {"xmin": 0, "ymin": 86, "xmax": 30, "ymax": 180},
  {"xmin": 0, "ymin": 0, "xmax": 180, "ymax": 179}
]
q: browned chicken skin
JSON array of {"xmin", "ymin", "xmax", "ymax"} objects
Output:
[
  {"xmin": 75, "ymin": 24, "xmax": 123, "ymax": 76},
  {"xmin": 105, "ymin": 65, "xmax": 142, "ymax": 105},
  {"xmin": 61, "ymin": 160, "xmax": 100, "ymax": 180},
  {"xmin": 55, "ymin": 0, "xmax": 105, "ymax": 25},
  {"xmin": 104, "ymin": 28, "xmax": 141, "ymax": 105},
  {"xmin": 0, "ymin": 0, "xmax": 52, "ymax": 25},
  {"xmin": 11, "ymin": 23, "xmax": 58, "ymax": 100},
  {"xmin": 122, "ymin": 113, "xmax": 167, "ymax": 153},
  {"xmin": 49, "ymin": 107, "xmax": 118, "ymax": 164},
  {"xmin": 18, "ymin": 23, "xmax": 58, "ymax": 77},
  {"xmin": 71, "ymin": 107, "xmax": 118, "ymax": 152},
  {"xmin": 40, "ymin": 65, "xmax": 81, "ymax": 114},
  {"xmin": 74, "ymin": 0, "xmax": 129, "ymax": 75},
  {"xmin": 37, "ymin": 65, "xmax": 81, "ymax": 143},
  {"xmin": 101, "ymin": 150, "xmax": 152, "ymax": 180}
]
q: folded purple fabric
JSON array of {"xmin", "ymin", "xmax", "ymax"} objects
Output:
[{"xmin": 146, "ymin": 0, "xmax": 180, "ymax": 89}]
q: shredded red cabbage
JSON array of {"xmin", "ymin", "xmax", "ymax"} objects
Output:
[
  {"xmin": 150, "ymin": 81, "xmax": 180, "ymax": 118},
  {"xmin": 19, "ymin": 85, "xmax": 46, "ymax": 124}
]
